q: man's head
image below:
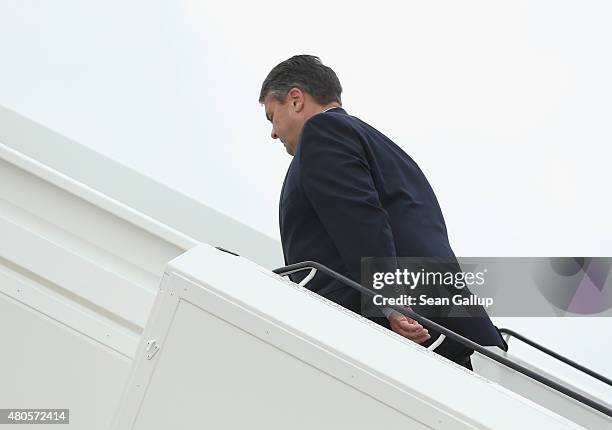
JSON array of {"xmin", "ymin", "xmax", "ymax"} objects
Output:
[{"xmin": 259, "ymin": 55, "xmax": 342, "ymax": 155}]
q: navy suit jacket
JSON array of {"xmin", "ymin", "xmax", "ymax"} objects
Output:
[{"xmin": 279, "ymin": 107, "xmax": 505, "ymax": 355}]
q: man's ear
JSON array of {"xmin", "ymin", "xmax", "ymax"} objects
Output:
[{"xmin": 287, "ymin": 87, "xmax": 305, "ymax": 113}]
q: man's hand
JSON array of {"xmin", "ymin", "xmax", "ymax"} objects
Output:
[{"xmin": 388, "ymin": 311, "xmax": 431, "ymax": 344}]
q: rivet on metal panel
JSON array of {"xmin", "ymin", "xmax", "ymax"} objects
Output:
[{"xmin": 145, "ymin": 340, "xmax": 160, "ymax": 360}]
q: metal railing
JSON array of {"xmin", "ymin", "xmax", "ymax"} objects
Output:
[
  {"xmin": 272, "ymin": 260, "xmax": 612, "ymax": 419},
  {"xmin": 499, "ymin": 328, "xmax": 612, "ymax": 387}
]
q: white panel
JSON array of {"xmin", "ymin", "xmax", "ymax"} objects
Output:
[
  {"xmin": 0, "ymin": 153, "xmax": 194, "ymax": 279},
  {"xmin": 0, "ymin": 138, "xmax": 198, "ymax": 429},
  {"xmin": 0, "ymin": 292, "xmax": 131, "ymax": 430},
  {"xmin": 113, "ymin": 244, "xmax": 582, "ymax": 429},
  {"xmin": 0, "ymin": 141, "xmax": 195, "ymax": 338},
  {"xmin": 0, "ymin": 107, "xmax": 284, "ymax": 269},
  {"xmin": 0, "ymin": 263, "xmax": 139, "ymax": 358},
  {"xmin": 135, "ymin": 299, "xmax": 431, "ymax": 429},
  {"xmin": 0, "ymin": 214, "xmax": 154, "ymax": 328}
]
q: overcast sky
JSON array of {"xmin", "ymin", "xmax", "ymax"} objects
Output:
[
  {"xmin": 1, "ymin": 0, "xmax": 611, "ymax": 398},
  {"xmin": 2, "ymin": 0, "xmax": 610, "ymax": 255}
]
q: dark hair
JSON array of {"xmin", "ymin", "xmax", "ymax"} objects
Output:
[{"xmin": 259, "ymin": 55, "xmax": 342, "ymax": 105}]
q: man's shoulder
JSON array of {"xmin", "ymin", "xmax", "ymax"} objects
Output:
[{"xmin": 296, "ymin": 114, "xmax": 369, "ymax": 169}]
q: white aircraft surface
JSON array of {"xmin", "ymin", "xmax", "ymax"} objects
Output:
[{"xmin": 1, "ymin": 105, "xmax": 611, "ymax": 429}]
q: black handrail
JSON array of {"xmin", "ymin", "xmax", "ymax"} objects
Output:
[
  {"xmin": 499, "ymin": 328, "xmax": 612, "ymax": 388},
  {"xmin": 273, "ymin": 261, "xmax": 612, "ymax": 419}
]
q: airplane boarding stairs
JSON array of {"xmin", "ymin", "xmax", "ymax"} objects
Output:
[{"xmin": 1, "ymin": 108, "xmax": 612, "ymax": 429}]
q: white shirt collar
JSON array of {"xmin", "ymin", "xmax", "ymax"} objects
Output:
[{"xmin": 322, "ymin": 106, "xmax": 342, "ymax": 113}]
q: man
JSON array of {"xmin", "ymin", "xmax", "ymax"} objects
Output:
[{"xmin": 259, "ymin": 55, "xmax": 506, "ymax": 369}]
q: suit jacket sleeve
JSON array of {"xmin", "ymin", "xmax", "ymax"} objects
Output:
[{"xmin": 298, "ymin": 113, "xmax": 398, "ymax": 283}]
